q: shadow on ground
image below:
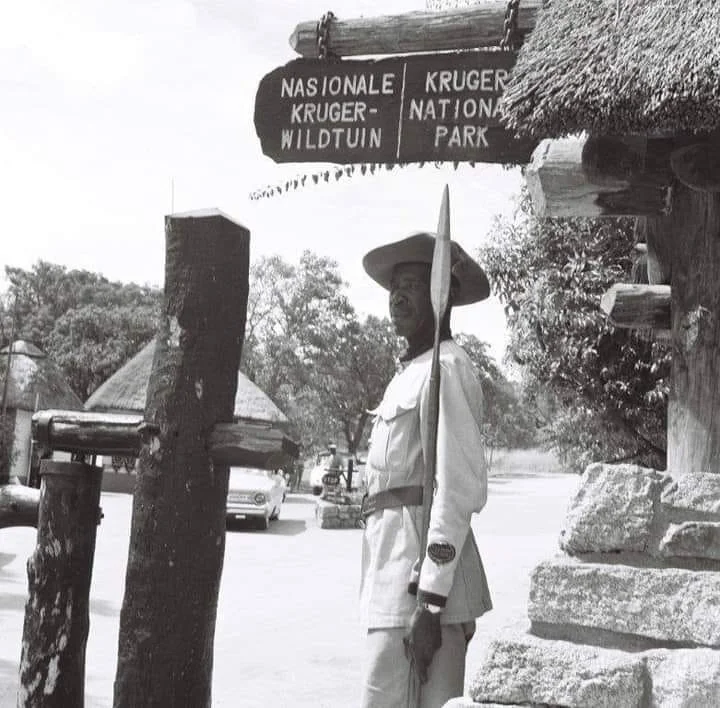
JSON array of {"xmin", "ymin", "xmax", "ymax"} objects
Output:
[
  {"xmin": 0, "ymin": 592, "xmax": 26, "ymax": 613},
  {"xmin": 0, "ymin": 554, "xmax": 17, "ymax": 572},
  {"xmin": 0, "ymin": 658, "xmax": 17, "ymax": 699},
  {"xmin": 282, "ymin": 496, "xmax": 316, "ymax": 505},
  {"xmin": 89, "ymin": 597, "xmax": 120, "ymax": 618},
  {"xmin": 226, "ymin": 519, "xmax": 306, "ymax": 536}
]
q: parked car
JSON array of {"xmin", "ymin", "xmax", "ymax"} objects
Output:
[{"xmin": 226, "ymin": 466, "xmax": 285, "ymax": 530}]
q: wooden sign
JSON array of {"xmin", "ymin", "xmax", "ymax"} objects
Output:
[{"xmin": 254, "ymin": 51, "xmax": 537, "ymax": 165}]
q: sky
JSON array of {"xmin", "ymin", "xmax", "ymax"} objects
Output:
[{"xmin": 1, "ymin": 0, "xmax": 525, "ymax": 363}]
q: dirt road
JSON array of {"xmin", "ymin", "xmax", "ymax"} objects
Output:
[{"xmin": 0, "ymin": 463, "xmax": 578, "ymax": 707}]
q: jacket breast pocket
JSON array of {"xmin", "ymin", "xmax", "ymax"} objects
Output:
[{"xmin": 367, "ymin": 393, "xmax": 420, "ymax": 475}]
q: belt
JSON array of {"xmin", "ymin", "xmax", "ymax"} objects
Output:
[{"xmin": 361, "ymin": 485, "xmax": 423, "ymax": 519}]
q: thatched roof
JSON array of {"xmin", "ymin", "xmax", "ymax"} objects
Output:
[
  {"xmin": 0, "ymin": 340, "xmax": 83, "ymax": 412},
  {"xmin": 84, "ymin": 339, "xmax": 290, "ymax": 428},
  {"xmin": 501, "ymin": 0, "xmax": 720, "ymax": 137}
]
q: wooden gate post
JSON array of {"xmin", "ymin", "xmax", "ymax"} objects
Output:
[
  {"xmin": 113, "ymin": 210, "xmax": 249, "ymax": 707},
  {"xmin": 17, "ymin": 460, "xmax": 103, "ymax": 707}
]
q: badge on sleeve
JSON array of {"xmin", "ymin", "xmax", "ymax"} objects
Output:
[{"xmin": 428, "ymin": 542, "xmax": 456, "ymax": 565}]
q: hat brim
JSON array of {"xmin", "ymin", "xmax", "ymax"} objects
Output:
[{"xmin": 362, "ymin": 232, "xmax": 490, "ymax": 306}]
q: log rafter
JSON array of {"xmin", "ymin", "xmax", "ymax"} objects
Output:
[{"xmin": 289, "ymin": 1, "xmax": 544, "ymax": 58}]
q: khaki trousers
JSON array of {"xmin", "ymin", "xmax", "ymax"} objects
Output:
[{"xmin": 359, "ymin": 622, "xmax": 475, "ymax": 708}]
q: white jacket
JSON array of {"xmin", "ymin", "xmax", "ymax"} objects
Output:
[{"xmin": 359, "ymin": 339, "xmax": 492, "ymax": 629}]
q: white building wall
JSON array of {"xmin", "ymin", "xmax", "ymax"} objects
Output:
[{"xmin": 11, "ymin": 409, "xmax": 32, "ymax": 482}]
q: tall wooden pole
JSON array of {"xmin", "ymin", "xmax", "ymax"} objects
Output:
[
  {"xmin": 648, "ymin": 188, "xmax": 720, "ymax": 473},
  {"xmin": 17, "ymin": 461, "xmax": 103, "ymax": 706},
  {"xmin": 113, "ymin": 210, "xmax": 249, "ymax": 707}
]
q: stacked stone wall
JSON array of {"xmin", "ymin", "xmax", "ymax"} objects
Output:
[
  {"xmin": 448, "ymin": 464, "xmax": 720, "ymax": 707},
  {"xmin": 315, "ymin": 499, "xmax": 364, "ymax": 529}
]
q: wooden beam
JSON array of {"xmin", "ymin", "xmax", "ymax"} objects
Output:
[
  {"xmin": 289, "ymin": 1, "xmax": 543, "ymax": 58},
  {"xmin": 33, "ymin": 410, "xmax": 143, "ymax": 456},
  {"xmin": 32, "ymin": 409, "xmax": 299, "ymax": 469},
  {"xmin": 600, "ymin": 283, "xmax": 671, "ymax": 330},
  {"xmin": 671, "ymin": 141, "xmax": 720, "ymax": 193},
  {"xmin": 526, "ymin": 136, "xmax": 675, "ymax": 218},
  {"xmin": 209, "ymin": 423, "xmax": 300, "ymax": 469},
  {"xmin": 0, "ymin": 482, "xmax": 39, "ymax": 529}
]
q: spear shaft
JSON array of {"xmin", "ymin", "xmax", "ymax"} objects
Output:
[{"xmin": 418, "ymin": 185, "xmax": 452, "ymax": 573}]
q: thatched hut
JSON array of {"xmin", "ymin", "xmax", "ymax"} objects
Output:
[
  {"xmin": 0, "ymin": 340, "xmax": 83, "ymax": 481},
  {"xmin": 85, "ymin": 338, "xmax": 292, "ymax": 481},
  {"xmin": 499, "ymin": 0, "xmax": 720, "ymax": 138},
  {"xmin": 459, "ymin": 2, "xmax": 720, "ymax": 705},
  {"xmin": 85, "ymin": 338, "xmax": 289, "ymax": 426},
  {"xmin": 496, "ymin": 0, "xmax": 720, "ymax": 471}
]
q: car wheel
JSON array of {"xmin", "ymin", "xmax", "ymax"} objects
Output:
[
  {"xmin": 312, "ymin": 486, "xmax": 322, "ymax": 496},
  {"xmin": 256, "ymin": 515, "xmax": 269, "ymax": 531}
]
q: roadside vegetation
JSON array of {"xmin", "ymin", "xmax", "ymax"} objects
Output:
[{"xmin": 483, "ymin": 190, "xmax": 670, "ymax": 473}]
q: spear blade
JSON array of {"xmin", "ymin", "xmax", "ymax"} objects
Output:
[{"xmin": 430, "ymin": 185, "xmax": 452, "ymax": 329}]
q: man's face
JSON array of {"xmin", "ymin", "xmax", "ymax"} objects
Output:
[{"xmin": 389, "ymin": 262, "xmax": 433, "ymax": 339}]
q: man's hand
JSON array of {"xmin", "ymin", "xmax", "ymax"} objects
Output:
[{"xmin": 402, "ymin": 606, "xmax": 442, "ymax": 684}]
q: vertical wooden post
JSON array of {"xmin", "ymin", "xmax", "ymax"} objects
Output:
[
  {"xmin": 648, "ymin": 187, "xmax": 720, "ymax": 473},
  {"xmin": 17, "ymin": 460, "xmax": 103, "ymax": 707},
  {"xmin": 113, "ymin": 210, "xmax": 249, "ymax": 707}
]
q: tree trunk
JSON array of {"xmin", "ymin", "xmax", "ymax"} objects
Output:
[
  {"xmin": 18, "ymin": 461, "xmax": 103, "ymax": 707},
  {"xmin": 649, "ymin": 187, "xmax": 720, "ymax": 473},
  {"xmin": 113, "ymin": 211, "xmax": 249, "ymax": 707}
]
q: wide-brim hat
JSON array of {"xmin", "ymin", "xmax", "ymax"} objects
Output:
[{"xmin": 362, "ymin": 232, "xmax": 490, "ymax": 306}]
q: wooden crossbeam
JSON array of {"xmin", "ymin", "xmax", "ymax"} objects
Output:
[
  {"xmin": 600, "ymin": 283, "xmax": 671, "ymax": 331},
  {"xmin": 32, "ymin": 410, "xmax": 299, "ymax": 469},
  {"xmin": 289, "ymin": 1, "xmax": 543, "ymax": 58},
  {"xmin": 527, "ymin": 136, "xmax": 675, "ymax": 218}
]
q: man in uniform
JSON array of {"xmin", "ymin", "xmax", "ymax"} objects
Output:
[{"xmin": 359, "ymin": 231, "xmax": 492, "ymax": 708}]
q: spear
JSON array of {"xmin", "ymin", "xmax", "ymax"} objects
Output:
[{"xmin": 411, "ymin": 186, "xmax": 452, "ymax": 705}]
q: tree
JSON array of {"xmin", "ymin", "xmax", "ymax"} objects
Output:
[
  {"xmin": 483, "ymin": 191, "xmax": 670, "ymax": 472},
  {"xmin": 455, "ymin": 333, "xmax": 537, "ymax": 464},
  {"xmin": 312, "ymin": 314, "xmax": 399, "ymax": 455},
  {"xmin": 2, "ymin": 261, "xmax": 161, "ymax": 398},
  {"xmin": 241, "ymin": 252, "xmax": 398, "ymax": 455}
]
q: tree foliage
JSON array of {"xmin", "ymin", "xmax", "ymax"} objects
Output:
[
  {"xmin": 242, "ymin": 252, "xmax": 399, "ymax": 455},
  {"xmin": 455, "ymin": 333, "xmax": 537, "ymax": 457},
  {"xmin": 1, "ymin": 261, "xmax": 161, "ymax": 399},
  {"xmin": 482, "ymin": 192, "xmax": 670, "ymax": 472}
]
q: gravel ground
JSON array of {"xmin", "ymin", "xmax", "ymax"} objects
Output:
[{"xmin": 0, "ymin": 457, "xmax": 578, "ymax": 707}]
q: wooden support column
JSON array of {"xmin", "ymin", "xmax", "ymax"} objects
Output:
[
  {"xmin": 18, "ymin": 461, "xmax": 103, "ymax": 707},
  {"xmin": 289, "ymin": 1, "xmax": 543, "ymax": 57},
  {"xmin": 647, "ymin": 186, "xmax": 720, "ymax": 473},
  {"xmin": 526, "ymin": 136, "xmax": 675, "ymax": 218},
  {"xmin": 113, "ymin": 210, "xmax": 249, "ymax": 707}
]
